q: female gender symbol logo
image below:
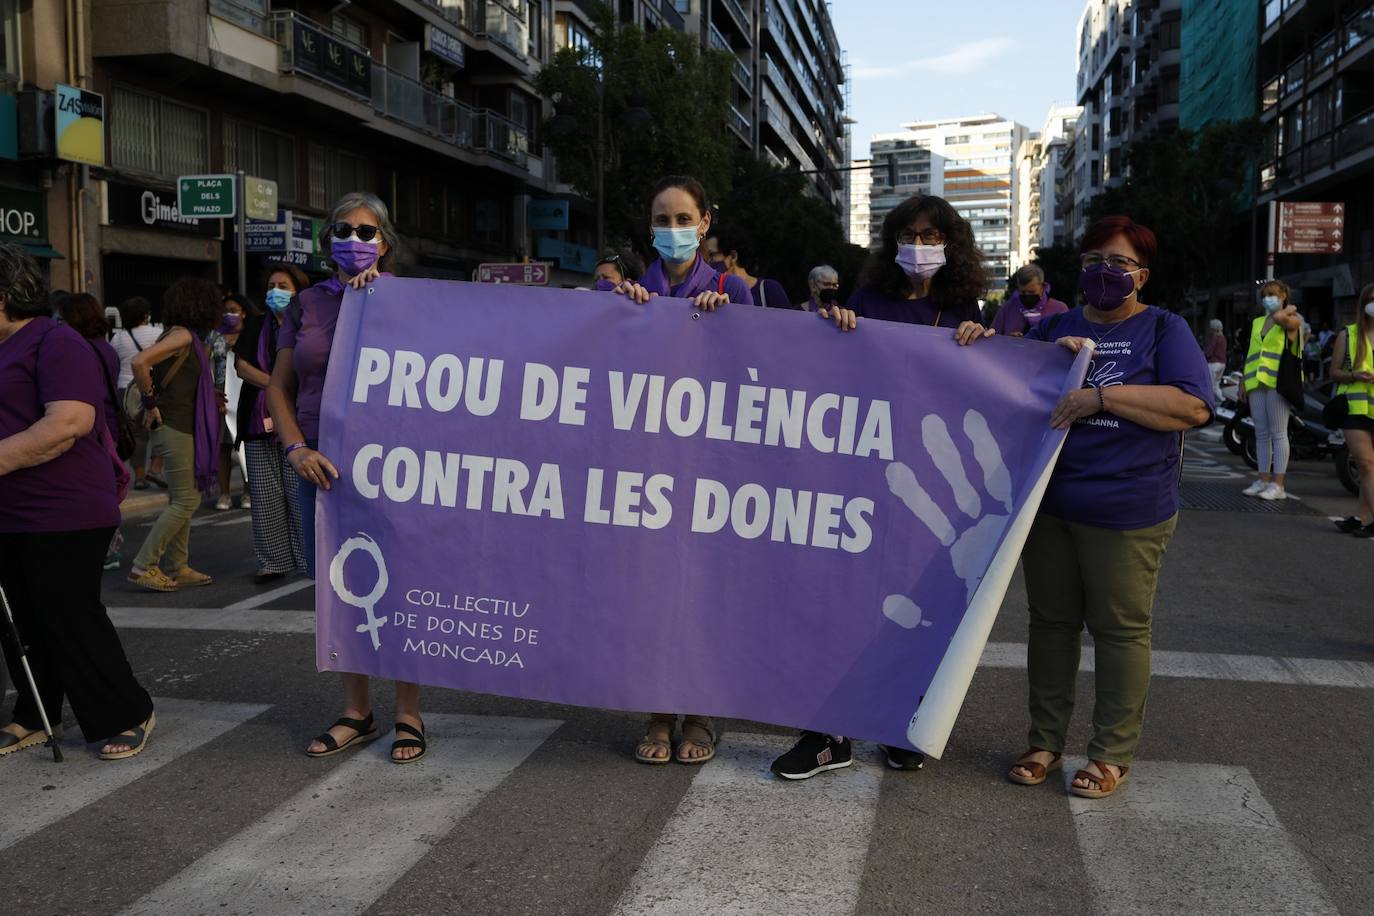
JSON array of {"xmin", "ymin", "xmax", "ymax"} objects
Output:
[{"xmin": 328, "ymin": 533, "xmax": 389, "ymax": 651}]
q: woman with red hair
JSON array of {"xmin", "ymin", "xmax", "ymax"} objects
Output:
[{"xmin": 983, "ymin": 216, "xmax": 1214, "ymax": 799}]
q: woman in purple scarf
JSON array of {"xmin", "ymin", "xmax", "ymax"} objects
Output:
[{"xmin": 128, "ymin": 277, "xmax": 223, "ymax": 592}]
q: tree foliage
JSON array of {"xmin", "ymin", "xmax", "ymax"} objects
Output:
[
  {"xmin": 1086, "ymin": 119, "xmax": 1263, "ymax": 317},
  {"xmin": 1029, "ymin": 242, "xmax": 1082, "ymax": 308},
  {"xmin": 536, "ymin": 9, "xmax": 736, "ymax": 252}
]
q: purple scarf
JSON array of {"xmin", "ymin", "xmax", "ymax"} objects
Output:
[
  {"xmin": 190, "ymin": 335, "xmax": 221, "ymax": 494},
  {"xmin": 641, "ymin": 255, "xmax": 722, "ymax": 299}
]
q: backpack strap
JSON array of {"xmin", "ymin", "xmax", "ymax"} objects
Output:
[{"xmin": 717, "ymin": 272, "xmax": 727, "ymax": 295}]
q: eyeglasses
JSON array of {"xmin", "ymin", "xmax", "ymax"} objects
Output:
[
  {"xmin": 330, "ymin": 222, "xmax": 381, "ymax": 242},
  {"xmin": 1081, "ymin": 252, "xmax": 1141, "ymax": 270},
  {"xmin": 595, "ymin": 254, "xmax": 624, "ymax": 271},
  {"xmin": 897, "ymin": 228, "xmax": 947, "ymax": 246}
]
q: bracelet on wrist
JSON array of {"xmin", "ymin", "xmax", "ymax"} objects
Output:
[
  {"xmin": 1095, "ymin": 383, "xmax": 1107, "ymax": 412},
  {"xmin": 140, "ymin": 392, "xmax": 158, "ymax": 409},
  {"xmin": 285, "ymin": 441, "xmax": 309, "ymax": 456}
]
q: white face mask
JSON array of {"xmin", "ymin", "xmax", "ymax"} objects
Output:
[{"xmin": 1365, "ymin": 302, "xmax": 1374, "ymax": 319}]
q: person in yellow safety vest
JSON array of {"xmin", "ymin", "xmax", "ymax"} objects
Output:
[
  {"xmin": 1331, "ymin": 283, "xmax": 1374, "ymax": 538},
  {"xmin": 1240, "ymin": 279, "xmax": 1304, "ymax": 500}
]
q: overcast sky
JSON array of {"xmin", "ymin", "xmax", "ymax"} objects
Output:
[{"xmin": 831, "ymin": 0, "xmax": 1087, "ymax": 157}]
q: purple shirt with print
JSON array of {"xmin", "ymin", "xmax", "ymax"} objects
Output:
[
  {"xmin": 844, "ymin": 285, "xmax": 980, "ymax": 328},
  {"xmin": 277, "ymin": 279, "xmax": 347, "ymax": 441},
  {"xmin": 1029, "ymin": 306, "xmax": 1214, "ymax": 530},
  {"xmin": 0, "ymin": 318, "xmax": 120, "ymax": 533}
]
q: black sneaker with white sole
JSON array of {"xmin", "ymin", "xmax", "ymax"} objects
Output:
[
  {"xmin": 1334, "ymin": 516, "xmax": 1364, "ymax": 534},
  {"xmin": 771, "ymin": 731, "xmax": 853, "ymax": 780},
  {"xmin": 882, "ymin": 744, "xmax": 926, "ymax": 771}
]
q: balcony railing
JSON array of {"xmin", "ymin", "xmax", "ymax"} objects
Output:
[
  {"xmin": 721, "ymin": 0, "xmax": 752, "ymax": 33},
  {"xmin": 476, "ymin": 109, "xmax": 530, "ymax": 165},
  {"xmin": 1337, "ymin": 106, "xmax": 1374, "ymax": 160},
  {"xmin": 271, "ymin": 11, "xmax": 373, "ymax": 100},
  {"xmin": 727, "ymin": 103, "xmax": 750, "ymax": 139},
  {"xmin": 372, "ymin": 64, "xmax": 474, "ymax": 147},
  {"xmin": 420, "ymin": 0, "xmax": 469, "ymax": 32},
  {"xmin": 1313, "ymin": 30, "xmax": 1338, "ymax": 72},
  {"xmin": 660, "ymin": 0, "xmax": 686, "ymax": 32},
  {"xmin": 471, "ymin": 0, "xmax": 529, "ymax": 59},
  {"xmin": 1344, "ymin": 4, "xmax": 1374, "ymax": 53}
]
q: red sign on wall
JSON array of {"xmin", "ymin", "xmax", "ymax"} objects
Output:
[{"xmin": 1276, "ymin": 202, "xmax": 1344, "ymax": 254}]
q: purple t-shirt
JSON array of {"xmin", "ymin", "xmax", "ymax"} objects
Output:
[
  {"xmin": 277, "ymin": 279, "xmax": 346, "ymax": 441},
  {"xmin": 640, "ymin": 256, "xmax": 755, "ymax": 305},
  {"xmin": 752, "ymin": 277, "xmax": 795, "ymax": 310},
  {"xmin": 0, "ymin": 318, "xmax": 120, "ymax": 533},
  {"xmin": 1029, "ymin": 306, "xmax": 1215, "ymax": 530},
  {"xmin": 991, "ymin": 296, "xmax": 1069, "ymax": 336},
  {"xmin": 845, "ymin": 285, "xmax": 980, "ymax": 328}
]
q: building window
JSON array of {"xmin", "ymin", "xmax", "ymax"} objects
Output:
[
  {"xmin": 225, "ymin": 120, "xmax": 298, "ymax": 205},
  {"xmin": 111, "ymin": 86, "xmax": 209, "ymax": 177},
  {"xmin": 1159, "ymin": 18, "xmax": 1180, "ymax": 52},
  {"xmin": 1, "ymin": 0, "xmax": 20, "ymax": 80},
  {"xmin": 332, "ymin": 13, "xmax": 367, "ymax": 47},
  {"xmin": 307, "ymin": 143, "xmax": 370, "ymax": 210},
  {"xmin": 1160, "ymin": 75, "xmax": 1180, "ymax": 105}
]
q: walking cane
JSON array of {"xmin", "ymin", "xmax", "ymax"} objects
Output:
[{"xmin": 0, "ymin": 581, "xmax": 63, "ymax": 762}]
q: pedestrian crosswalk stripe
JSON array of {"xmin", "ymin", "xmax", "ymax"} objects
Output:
[
  {"xmin": 119, "ymin": 713, "xmax": 561, "ymax": 916},
  {"xmin": 109, "ymin": 606, "xmax": 314, "ymax": 633},
  {"xmin": 610, "ymin": 733, "xmax": 880, "ymax": 915},
  {"xmin": 1066, "ymin": 760, "xmax": 1338, "ymax": 915},
  {"xmin": 0, "ymin": 698, "xmax": 270, "ymax": 853},
  {"xmin": 223, "ymin": 577, "xmax": 313, "ymax": 610}
]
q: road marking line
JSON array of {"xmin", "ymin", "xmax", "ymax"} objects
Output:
[
  {"xmin": 109, "ymin": 607, "xmax": 314, "ymax": 633},
  {"xmin": 1067, "ymin": 761, "xmax": 1337, "ymax": 915},
  {"xmin": 610, "ymin": 733, "xmax": 880, "ymax": 916},
  {"xmin": 119, "ymin": 714, "xmax": 561, "ymax": 916},
  {"xmin": 0, "ymin": 698, "xmax": 269, "ymax": 852},
  {"xmin": 223, "ymin": 577, "xmax": 313, "ymax": 610},
  {"xmin": 980, "ymin": 641, "xmax": 1374, "ymax": 690}
]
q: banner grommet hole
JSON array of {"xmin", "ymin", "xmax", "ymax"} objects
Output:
[{"xmin": 692, "ymin": 313, "xmax": 700, "ymax": 321}]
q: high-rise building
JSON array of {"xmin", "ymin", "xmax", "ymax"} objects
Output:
[
  {"xmin": 847, "ymin": 158, "xmax": 871, "ymax": 248},
  {"xmin": 1012, "ymin": 105, "xmax": 1082, "ymax": 271},
  {"xmin": 868, "ymin": 114, "xmax": 1028, "ymax": 291}
]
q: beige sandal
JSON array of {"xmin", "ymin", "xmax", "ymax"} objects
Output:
[
  {"xmin": 635, "ymin": 719, "xmax": 674, "ymax": 765},
  {"xmin": 128, "ymin": 566, "xmax": 179, "ymax": 592},
  {"xmin": 675, "ymin": 716, "xmax": 717, "ymax": 765},
  {"xmin": 169, "ymin": 567, "xmax": 214, "ymax": 587},
  {"xmin": 1007, "ymin": 747, "xmax": 1063, "ymax": 786},
  {"xmin": 1070, "ymin": 760, "xmax": 1129, "ymax": 799}
]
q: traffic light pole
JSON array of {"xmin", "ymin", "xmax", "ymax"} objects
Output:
[{"xmin": 236, "ymin": 169, "xmax": 247, "ymax": 296}]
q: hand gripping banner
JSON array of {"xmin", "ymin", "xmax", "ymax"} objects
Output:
[{"xmin": 316, "ymin": 280, "xmax": 1091, "ymax": 757}]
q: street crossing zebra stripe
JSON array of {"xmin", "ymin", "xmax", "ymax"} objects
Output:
[
  {"xmin": 119, "ymin": 714, "xmax": 561, "ymax": 916},
  {"xmin": 0, "ymin": 698, "xmax": 270, "ymax": 852},
  {"xmin": 1066, "ymin": 761, "xmax": 1338, "ymax": 915},
  {"xmin": 610, "ymin": 733, "xmax": 881, "ymax": 915}
]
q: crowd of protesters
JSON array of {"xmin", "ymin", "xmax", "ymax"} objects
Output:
[{"xmin": 1, "ymin": 178, "xmax": 1365, "ymax": 792}]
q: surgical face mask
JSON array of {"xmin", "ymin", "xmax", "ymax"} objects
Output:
[
  {"xmin": 1080, "ymin": 262, "xmax": 1140, "ymax": 312},
  {"xmin": 264, "ymin": 288, "xmax": 292, "ymax": 313},
  {"xmin": 1262, "ymin": 295, "xmax": 1281, "ymax": 314},
  {"xmin": 652, "ymin": 225, "xmax": 702, "ymax": 264},
  {"xmin": 895, "ymin": 243, "xmax": 945, "ymax": 281},
  {"xmin": 331, "ymin": 237, "xmax": 381, "ymax": 277},
  {"xmin": 1364, "ymin": 301, "xmax": 1374, "ymax": 319}
]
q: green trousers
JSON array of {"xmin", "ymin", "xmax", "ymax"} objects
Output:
[
  {"xmin": 1022, "ymin": 512, "xmax": 1178, "ymax": 767},
  {"xmin": 133, "ymin": 425, "xmax": 199, "ymax": 572}
]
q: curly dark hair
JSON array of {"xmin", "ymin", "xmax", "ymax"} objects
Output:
[
  {"xmin": 58, "ymin": 292, "xmax": 110, "ymax": 339},
  {"xmin": 0, "ymin": 241, "xmax": 48, "ymax": 320},
  {"xmin": 161, "ymin": 276, "xmax": 222, "ymax": 335},
  {"xmin": 859, "ymin": 195, "xmax": 987, "ymax": 311}
]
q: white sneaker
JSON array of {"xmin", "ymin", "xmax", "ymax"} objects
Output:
[
  {"xmin": 1242, "ymin": 479, "xmax": 1267, "ymax": 496},
  {"xmin": 214, "ymin": 495, "xmax": 232, "ymax": 511},
  {"xmin": 240, "ymin": 494, "xmax": 252, "ymax": 510},
  {"xmin": 1257, "ymin": 483, "xmax": 1287, "ymax": 501}
]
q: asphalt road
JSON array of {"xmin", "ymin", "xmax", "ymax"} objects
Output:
[{"xmin": 4, "ymin": 431, "xmax": 1370, "ymax": 915}]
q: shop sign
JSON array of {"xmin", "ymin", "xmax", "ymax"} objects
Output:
[
  {"xmin": 0, "ymin": 185, "xmax": 46, "ymax": 242},
  {"xmin": 55, "ymin": 84, "xmax": 105, "ymax": 167},
  {"xmin": 107, "ymin": 182, "xmax": 220, "ymax": 237},
  {"xmin": 424, "ymin": 25, "xmax": 467, "ymax": 69}
]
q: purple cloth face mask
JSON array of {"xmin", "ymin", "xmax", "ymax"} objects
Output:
[
  {"xmin": 331, "ymin": 238, "xmax": 381, "ymax": 277},
  {"xmin": 593, "ymin": 278, "xmax": 619, "ymax": 292},
  {"xmin": 1080, "ymin": 263, "xmax": 1138, "ymax": 312},
  {"xmin": 895, "ymin": 243, "xmax": 945, "ymax": 281}
]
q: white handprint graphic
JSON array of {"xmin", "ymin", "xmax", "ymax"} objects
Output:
[
  {"xmin": 881, "ymin": 409, "xmax": 1013, "ymax": 630},
  {"xmin": 1086, "ymin": 359, "xmax": 1125, "ymax": 388}
]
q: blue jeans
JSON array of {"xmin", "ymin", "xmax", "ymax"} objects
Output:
[{"xmin": 298, "ymin": 439, "xmax": 319, "ymax": 579}]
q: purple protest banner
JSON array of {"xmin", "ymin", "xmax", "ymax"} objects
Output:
[{"xmin": 316, "ymin": 280, "xmax": 1090, "ymax": 756}]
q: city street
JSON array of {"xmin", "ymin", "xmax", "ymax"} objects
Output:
[{"xmin": 4, "ymin": 430, "xmax": 1370, "ymax": 916}]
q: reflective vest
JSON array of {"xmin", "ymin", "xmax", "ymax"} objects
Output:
[
  {"xmin": 1336, "ymin": 323, "xmax": 1374, "ymax": 418},
  {"xmin": 1243, "ymin": 315, "xmax": 1288, "ymax": 392}
]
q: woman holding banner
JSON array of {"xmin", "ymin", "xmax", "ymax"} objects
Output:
[
  {"xmin": 770, "ymin": 194, "xmax": 991, "ymax": 780},
  {"xmin": 266, "ymin": 193, "xmax": 426, "ymax": 765},
  {"xmin": 995, "ymin": 216, "xmax": 1213, "ymax": 799},
  {"xmin": 609, "ymin": 175, "xmax": 750, "ymax": 766}
]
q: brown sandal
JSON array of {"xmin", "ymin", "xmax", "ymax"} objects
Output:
[
  {"xmin": 1007, "ymin": 747, "xmax": 1063, "ymax": 786},
  {"xmin": 675, "ymin": 716, "xmax": 716, "ymax": 765},
  {"xmin": 635, "ymin": 719, "xmax": 674, "ymax": 765},
  {"xmin": 1069, "ymin": 760, "xmax": 1129, "ymax": 799}
]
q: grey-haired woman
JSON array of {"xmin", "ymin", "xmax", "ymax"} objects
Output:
[
  {"xmin": 265, "ymin": 192, "xmax": 425, "ymax": 765},
  {"xmin": 1204, "ymin": 318, "xmax": 1227, "ymax": 401}
]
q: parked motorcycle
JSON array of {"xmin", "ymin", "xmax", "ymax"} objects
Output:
[{"xmin": 1226, "ymin": 379, "xmax": 1358, "ymax": 495}]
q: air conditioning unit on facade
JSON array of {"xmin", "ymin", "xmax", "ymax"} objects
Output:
[{"xmin": 17, "ymin": 90, "xmax": 54, "ymax": 158}]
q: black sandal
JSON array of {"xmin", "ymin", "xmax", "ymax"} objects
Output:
[
  {"xmin": 305, "ymin": 712, "xmax": 378, "ymax": 758},
  {"xmin": 391, "ymin": 720, "xmax": 426, "ymax": 765}
]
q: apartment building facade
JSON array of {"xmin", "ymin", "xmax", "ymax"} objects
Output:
[{"xmin": 1012, "ymin": 104, "xmax": 1081, "ymax": 272}]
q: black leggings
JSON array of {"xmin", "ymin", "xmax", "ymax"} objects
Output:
[{"xmin": 0, "ymin": 528, "xmax": 153, "ymax": 740}]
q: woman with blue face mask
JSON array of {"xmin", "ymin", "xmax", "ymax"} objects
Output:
[
  {"xmin": 613, "ymin": 175, "xmax": 754, "ymax": 311},
  {"xmin": 1239, "ymin": 279, "xmax": 1304, "ymax": 501},
  {"xmin": 266, "ymin": 192, "xmax": 427, "ymax": 766},
  {"xmin": 233, "ymin": 262, "xmax": 309, "ymax": 585}
]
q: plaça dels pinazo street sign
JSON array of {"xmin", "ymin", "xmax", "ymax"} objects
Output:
[{"xmin": 178, "ymin": 174, "xmax": 237, "ymax": 219}]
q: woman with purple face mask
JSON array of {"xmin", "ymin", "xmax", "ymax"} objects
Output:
[{"xmin": 266, "ymin": 192, "xmax": 426, "ymax": 766}]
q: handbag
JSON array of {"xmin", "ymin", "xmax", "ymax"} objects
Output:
[
  {"xmin": 1275, "ymin": 330, "xmax": 1305, "ymax": 411},
  {"xmin": 123, "ymin": 336, "xmax": 191, "ymax": 426},
  {"xmin": 1322, "ymin": 334, "xmax": 1354, "ymax": 428},
  {"xmin": 87, "ymin": 340, "xmax": 139, "ymax": 462}
]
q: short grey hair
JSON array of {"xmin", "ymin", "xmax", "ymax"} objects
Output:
[
  {"xmin": 0, "ymin": 241, "xmax": 47, "ymax": 320},
  {"xmin": 1011, "ymin": 264, "xmax": 1045, "ymax": 287},
  {"xmin": 323, "ymin": 191, "xmax": 399, "ymax": 271},
  {"xmin": 1208, "ymin": 319, "xmax": 1223, "ymax": 333},
  {"xmin": 808, "ymin": 264, "xmax": 838, "ymax": 287}
]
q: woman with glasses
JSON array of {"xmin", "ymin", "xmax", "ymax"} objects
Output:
[
  {"xmin": 981, "ymin": 216, "xmax": 1213, "ymax": 799},
  {"xmin": 266, "ymin": 192, "xmax": 426, "ymax": 765},
  {"xmin": 592, "ymin": 250, "xmax": 643, "ymax": 291}
]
